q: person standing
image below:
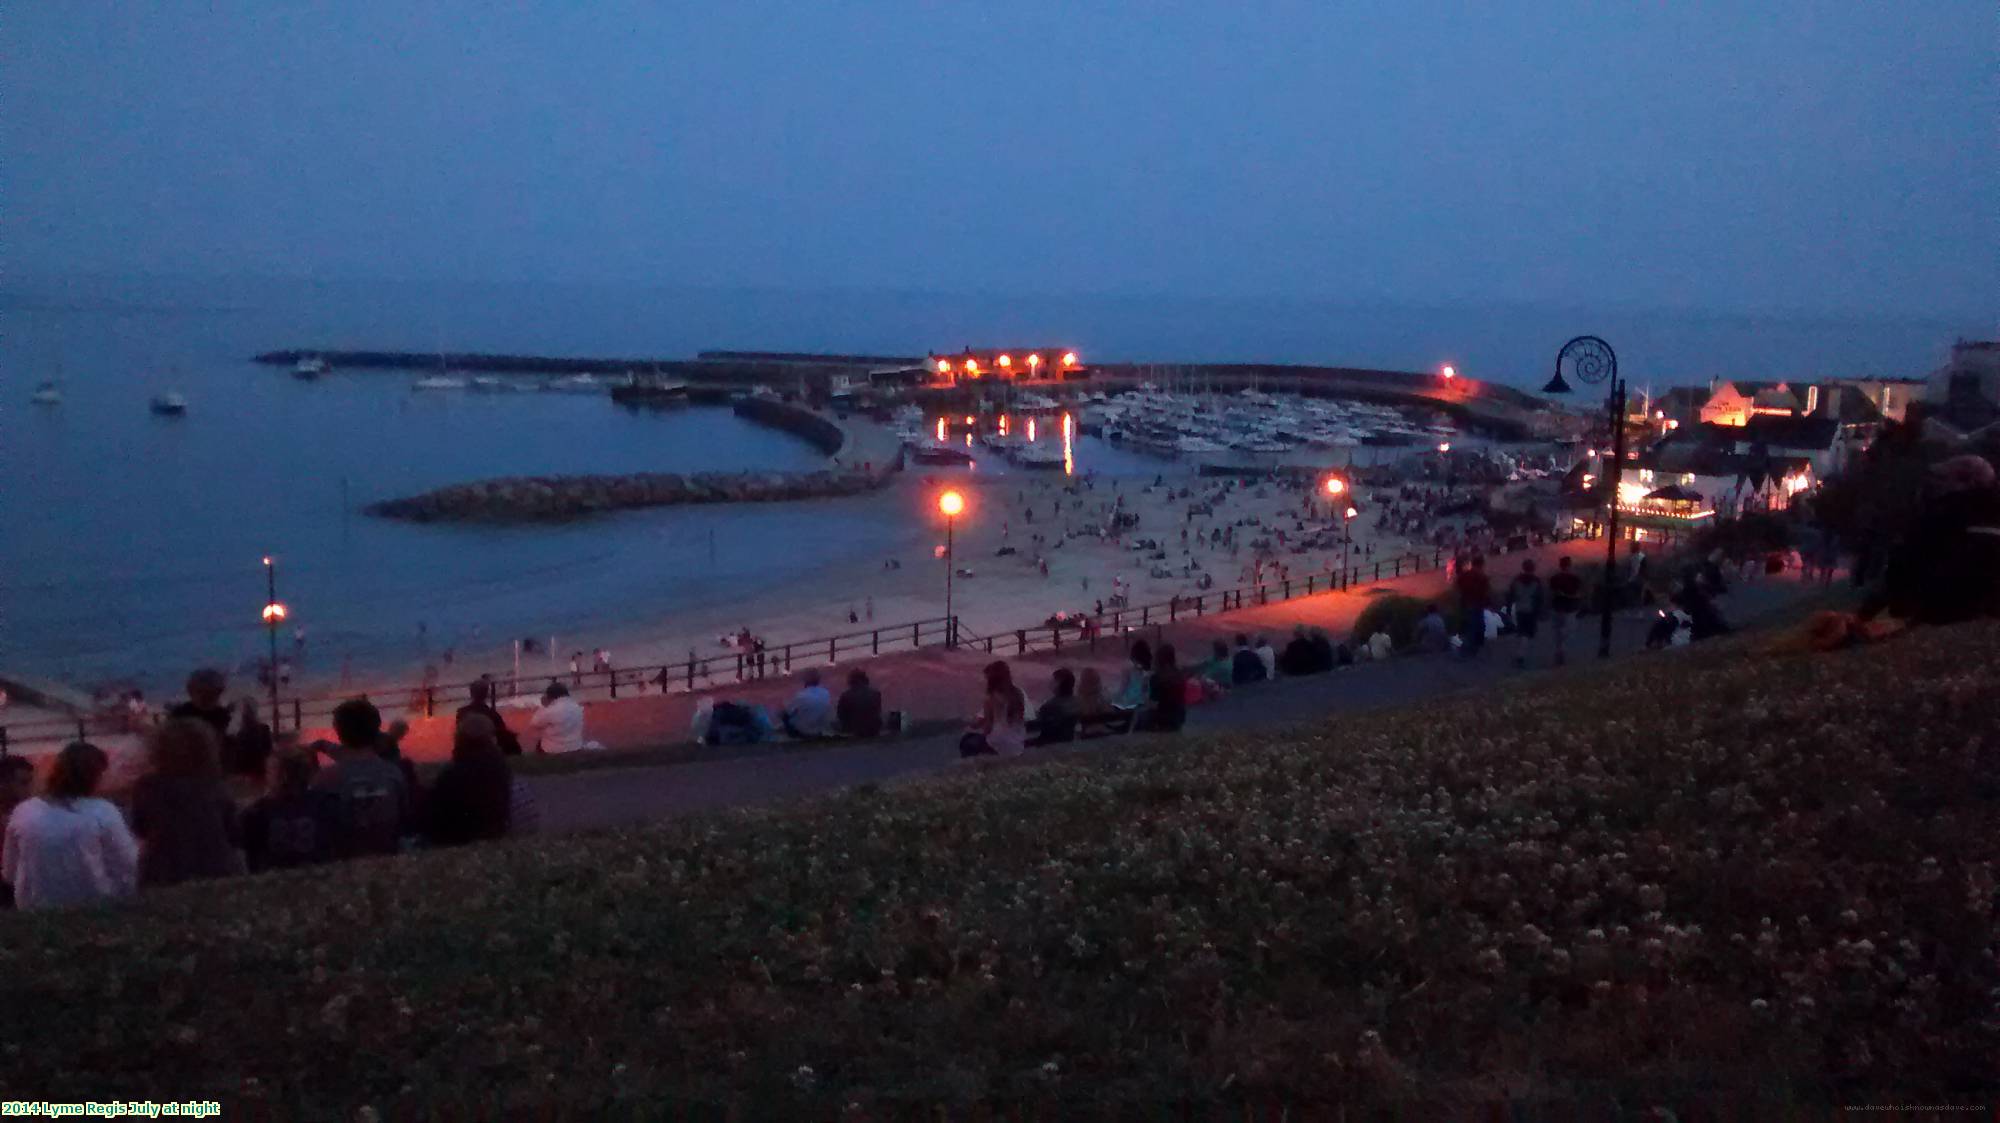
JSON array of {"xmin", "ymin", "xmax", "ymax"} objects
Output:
[
  {"xmin": 129, "ymin": 719, "xmax": 243, "ymax": 888},
  {"xmin": 2, "ymin": 742, "xmax": 138, "ymax": 910},
  {"xmin": 167, "ymin": 668, "xmax": 232, "ymax": 742},
  {"xmin": 456, "ymin": 676, "xmax": 523, "ymax": 756},
  {"xmin": 1505, "ymin": 559, "xmax": 1547, "ymax": 668},
  {"xmin": 1455, "ymin": 554, "xmax": 1492, "ymax": 658},
  {"xmin": 1546, "ymin": 556, "xmax": 1585, "ymax": 665}
]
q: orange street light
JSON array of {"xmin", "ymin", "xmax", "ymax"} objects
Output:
[
  {"xmin": 936, "ymin": 359, "xmax": 951, "ymax": 374},
  {"xmin": 262, "ymin": 602, "xmax": 288, "ymax": 623},
  {"xmin": 261, "ymin": 555, "xmax": 284, "ymax": 733},
  {"xmin": 937, "ymin": 490, "xmax": 966, "ymax": 646},
  {"xmin": 1437, "ymin": 442, "xmax": 1452, "ymax": 453},
  {"xmin": 1442, "ymin": 364, "xmax": 1457, "ymax": 380},
  {"xmin": 997, "ymin": 354, "xmax": 1012, "ymax": 369},
  {"xmin": 1323, "ymin": 477, "xmax": 1346, "ymax": 496},
  {"xmin": 1344, "ymin": 506, "xmax": 1359, "ymax": 520},
  {"xmin": 1027, "ymin": 353, "xmax": 1043, "ymax": 370},
  {"xmin": 1061, "ymin": 351, "xmax": 1079, "ymax": 368}
]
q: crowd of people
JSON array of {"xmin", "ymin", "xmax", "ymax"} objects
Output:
[{"xmin": 0, "ymin": 672, "xmax": 539, "ymax": 912}]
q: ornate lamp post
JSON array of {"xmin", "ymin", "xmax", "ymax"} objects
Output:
[
  {"xmin": 260, "ymin": 556, "xmax": 288, "ymax": 731},
  {"xmin": 938, "ymin": 489, "xmax": 965, "ymax": 647},
  {"xmin": 1543, "ymin": 336, "xmax": 1623, "ymax": 658}
]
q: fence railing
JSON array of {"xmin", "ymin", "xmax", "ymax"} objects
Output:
[{"xmin": 0, "ymin": 527, "xmax": 1595, "ymax": 754}]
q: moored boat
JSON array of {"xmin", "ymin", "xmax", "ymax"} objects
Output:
[
  {"xmin": 150, "ymin": 392, "xmax": 188, "ymax": 416},
  {"xmin": 293, "ymin": 355, "xmax": 328, "ymax": 379},
  {"xmin": 31, "ymin": 381, "xmax": 62, "ymax": 405}
]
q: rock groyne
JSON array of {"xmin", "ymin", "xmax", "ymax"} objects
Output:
[{"xmin": 366, "ymin": 400, "xmax": 901, "ymax": 524}]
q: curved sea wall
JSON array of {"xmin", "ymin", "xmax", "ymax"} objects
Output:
[{"xmin": 366, "ymin": 400, "xmax": 901, "ymax": 524}]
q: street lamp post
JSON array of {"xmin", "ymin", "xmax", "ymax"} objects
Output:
[
  {"xmin": 260, "ymin": 556, "xmax": 287, "ymax": 733},
  {"xmin": 1342, "ymin": 505, "xmax": 1359, "ymax": 591},
  {"xmin": 1543, "ymin": 336, "xmax": 1624, "ymax": 658},
  {"xmin": 1322, "ymin": 476, "xmax": 1350, "ymax": 588},
  {"xmin": 938, "ymin": 489, "xmax": 965, "ymax": 647}
]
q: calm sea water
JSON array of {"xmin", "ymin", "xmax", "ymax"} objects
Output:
[{"xmin": 1, "ymin": 274, "xmax": 1974, "ymax": 688}]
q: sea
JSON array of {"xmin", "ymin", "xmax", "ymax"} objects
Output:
[{"xmin": 0, "ymin": 273, "xmax": 1976, "ymax": 691}]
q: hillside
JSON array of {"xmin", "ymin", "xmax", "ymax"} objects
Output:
[{"xmin": 4, "ymin": 622, "xmax": 1997, "ymax": 1117}]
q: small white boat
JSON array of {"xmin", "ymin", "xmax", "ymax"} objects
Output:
[
  {"xmin": 293, "ymin": 355, "xmax": 329, "ymax": 379},
  {"xmin": 541, "ymin": 374, "xmax": 602, "ymax": 394},
  {"xmin": 150, "ymin": 392, "xmax": 189, "ymax": 416},
  {"xmin": 467, "ymin": 375, "xmax": 521, "ymax": 393},
  {"xmin": 412, "ymin": 375, "xmax": 467, "ymax": 391},
  {"xmin": 31, "ymin": 381, "xmax": 62, "ymax": 405}
]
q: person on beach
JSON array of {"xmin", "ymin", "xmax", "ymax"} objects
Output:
[
  {"xmin": 782, "ymin": 669, "xmax": 835, "ymax": 739},
  {"xmin": 529, "ymin": 682, "xmax": 588, "ymax": 755},
  {"xmin": 130, "ymin": 719, "xmax": 243, "ymax": 888},
  {"xmin": 2, "ymin": 742, "xmax": 137, "ymax": 911},
  {"xmin": 836, "ymin": 669, "xmax": 884, "ymax": 739},
  {"xmin": 313, "ymin": 698, "xmax": 412, "ymax": 858},
  {"xmin": 962, "ymin": 661, "xmax": 1027, "ymax": 758},
  {"xmin": 1546, "ymin": 556, "xmax": 1584, "ymax": 666},
  {"xmin": 1030, "ymin": 668, "xmax": 1081, "ymax": 746},
  {"xmin": 457, "ymin": 676, "xmax": 523, "ymax": 756},
  {"xmin": 424, "ymin": 715, "xmax": 515, "ymax": 847},
  {"xmin": 241, "ymin": 748, "xmax": 339, "ymax": 873}
]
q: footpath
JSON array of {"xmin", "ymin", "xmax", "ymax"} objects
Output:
[{"xmin": 524, "ymin": 566, "xmax": 1827, "ymax": 833}]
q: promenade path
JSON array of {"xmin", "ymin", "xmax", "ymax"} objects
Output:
[{"xmin": 524, "ymin": 564, "xmax": 1827, "ymax": 833}]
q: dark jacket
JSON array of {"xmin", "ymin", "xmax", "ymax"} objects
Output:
[
  {"xmin": 241, "ymin": 791, "xmax": 339, "ymax": 872},
  {"xmin": 1231, "ymin": 649, "xmax": 1267, "ymax": 685},
  {"xmin": 836, "ymin": 684, "xmax": 884, "ymax": 738},
  {"xmin": 1032, "ymin": 695, "xmax": 1080, "ymax": 745},
  {"xmin": 1276, "ymin": 637, "xmax": 1318, "ymax": 676},
  {"xmin": 1148, "ymin": 670, "xmax": 1187, "ymax": 732},
  {"xmin": 456, "ymin": 702, "xmax": 523, "ymax": 755},
  {"xmin": 130, "ymin": 774, "xmax": 242, "ymax": 887}
]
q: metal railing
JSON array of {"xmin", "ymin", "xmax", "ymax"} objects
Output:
[{"xmin": 0, "ymin": 528, "xmax": 1594, "ymax": 754}]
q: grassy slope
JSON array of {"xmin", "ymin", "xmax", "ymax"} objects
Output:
[{"xmin": 3, "ymin": 622, "xmax": 1997, "ymax": 1116}]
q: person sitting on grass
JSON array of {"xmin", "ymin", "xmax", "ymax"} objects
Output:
[
  {"xmin": 1308, "ymin": 627, "xmax": 1338, "ymax": 671},
  {"xmin": 130, "ymin": 719, "xmax": 243, "ymax": 889},
  {"xmin": 456, "ymin": 676, "xmax": 522, "ymax": 756},
  {"xmin": 241, "ymin": 748, "xmax": 339, "ymax": 873},
  {"xmin": 961, "ymin": 661, "xmax": 1027, "ymax": 758},
  {"xmin": 528, "ymin": 682, "xmax": 588, "ymax": 755},
  {"xmin": 0, "ymin": 756, "xmax": 34, "ymax": 906},
  {"xmin": 1114, "ymin": 640, "xmax": 1153, "ymax": 708},
  {"xmin": 783, "ymin": 669, "xmax": 836, "ymax": 739},
  {"xmin": 2, "ymin": 742, "xmax": 137, "ymax": 911},
  {"xmin": 1030, "ymin": 668, "xmax": 1081, "ymax": 746},
  {"xmin": 836, "ymin": 669, "xmax": 883, "ymax": 739},
  {"xmin": 1142, "ymin": 644, "xmax": 1188, "ymax": 733},
  {"xmin": 1255, "ymin": 634, "xmax": 1278, "ymax": 680},
  {"xmin": 1198, "ymin": 639, "xmax": 1234, "ymax": 689},
  {"xmin": 313, "ymin": 698, "xmax": 412, "ymax": 858},
  {"xmin": 1277, "ymin": 626, "xmax": 1318, "ymax": 676},
  {"xmin": 1366, "ymin": 628, "xmax": 1394, "ymax": 662},
  {"xmin": 1415, "ymin": 603, "xmax": 1450, "ymax": 653},
  {"xmin": 1075, "ymin": 667, "xmax": 1122, "ymax": 734},
  {"xmin": 1231, "ymin": 634, "xmax": 1267, "ymax": 685},
  {"xmin": 424, "ymin": 715, "xmax": 514, "ymax": 847}
]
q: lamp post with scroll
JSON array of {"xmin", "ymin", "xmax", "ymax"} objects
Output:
[{"xmin": 1543, "ymin": 336, "xmax": 1624, "ymax": 658}]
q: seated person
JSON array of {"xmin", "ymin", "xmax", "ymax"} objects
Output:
[
  {"xmin": 1415, "ymin": 604, "xmax": 1450, "ymax": 653},
  {"xmin": 1230, "ymin": 634, "xmax": 1268, "ymax": 685},
  {"xmin": 528, "ymin": 682, "xmax": 589, "ymax": 754},
  {"xmin": 1198, "ymin": 639, "xmax": 1234, "ymax": 687},
  {"xmin": 456, "ymin": 676, "xmax": 523, "ymax": 755},
  {"xmin": 1276, "ymin": 626, "xmax": 1318, "ymax": 676},
  {"xmin": 782, "ymin": 669, "xmax": 835, "ymax": 738},
  {"xmin": 835, "ymin": 669, "xmax": 883, "ymax": 738},
  {"xmin": 1308, "ymin": 627, "xmax": 1337, "ymax": 671},
  {"xmin": 1030, "ymin": 668, "xmax": 1081, "ymax": 746}
]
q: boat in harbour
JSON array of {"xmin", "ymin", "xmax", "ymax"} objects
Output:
[
  {"xmin": 412, "ymin": 375, "xmax": 467, "ymax": 390},
  {"xmin": 150, "ymin": 392, "xmax": 189, "ymax": 416},
  {"xmin": 468, "ymin": 375, "xmax": 522, "ymax": 393},
  {"xmin": 610, "ymin": 374, "xmax": 690, "ymax": 407},
  {"xmin": 30, "ymin": 381, "xmax": 62, "ymax": 406},
  {"xmin": 542, "ymin": 374, "xmax": 604, "ymax": 395},
  {"xmin": 909, "ymin": 440, "xmax": 975, "ymax": 465},
  {"xmin": 292, "ymin": 355, "xmax": 329, "ymax": 380}
]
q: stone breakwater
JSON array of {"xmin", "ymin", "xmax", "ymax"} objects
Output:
[
  {"xmin": 366, "ymin": 399, "xmax": 902, "ymax": 523},
  {"xmin": 365, "ymin": 468, "xmax": 887, "ymax": 523}
]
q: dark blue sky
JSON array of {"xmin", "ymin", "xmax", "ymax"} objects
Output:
[{"xmin": 9, "ymin": 2, "xmax": 1994, "ymax": 317}]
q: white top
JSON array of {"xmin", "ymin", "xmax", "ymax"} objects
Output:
[
  {"xmin": 1367, "ymin": 631, "xmax": 1394, "ymax": 660},
  {"xmin": 3, "ymin": 797, "xmax": 139, "ymax": 910},
  {"xmin": 529, "ymin": 696, "xmax": 588, "ymax": 754},
  {"xmin": 785, "ymin": 684, "xmax": 835, "ymax": 737},
  {"xmin": 1256, "ymin": 644, "xmax": 1277, "ymax": 679}
]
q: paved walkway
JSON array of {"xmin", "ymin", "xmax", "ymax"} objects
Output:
[{"xmin": 526, "ymin": 569, "xmax": 1826, "ymax": 833}]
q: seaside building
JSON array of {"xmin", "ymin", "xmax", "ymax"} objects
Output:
[
  {"xmin": 1920, "ymin": 340, "xmax": 2000, "ymax": 442},
  {"xmin": 928, "ymin": 349, "xmax": 1087, "ymax": 385}
]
